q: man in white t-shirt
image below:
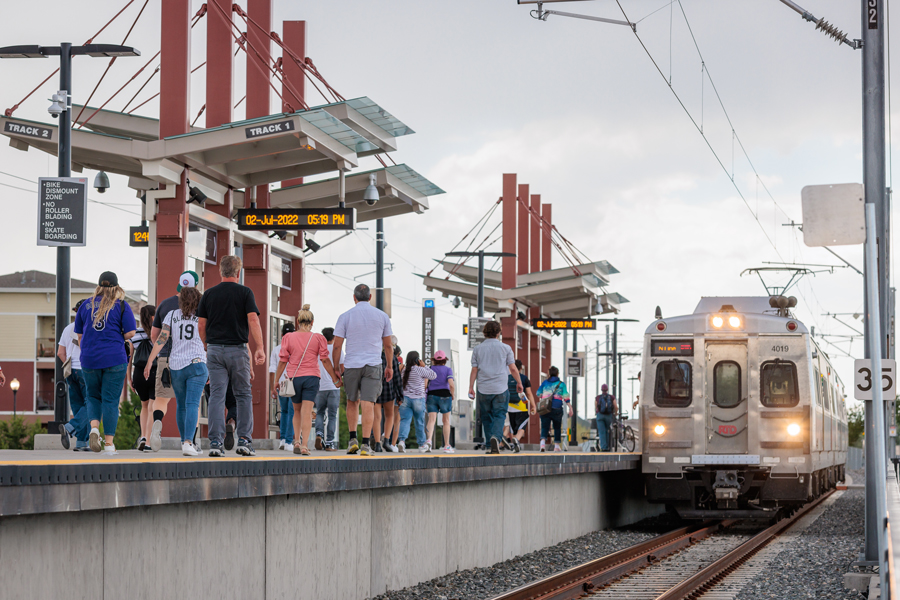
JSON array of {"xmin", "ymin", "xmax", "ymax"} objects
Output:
[
  {"xmin": 269, "ymin": 322, "xmax": 296, "ymax": 451},
  {"xmin": 332, "ymin": 284, "xmax": 393, "ymax": 456},
  {"xmin": 56, "ymin": 299, "xmax": 90, "ymax": 451},
  {"xmin": 314, "ymin": 327, "xmax": 344, "ymax": 450}
]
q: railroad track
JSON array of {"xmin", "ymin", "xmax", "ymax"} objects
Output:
[{"xmin": 489, "ymin": 491, "xmax": 834, "ymax": 600}]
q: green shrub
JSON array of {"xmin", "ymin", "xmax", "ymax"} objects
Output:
[
  {"xmin": 0, "ymin": 416, "xmax": 45, "ymax": 449},
  {"xmin": 849, "ymin": 403, "xmax": 864, "ymax": 448}
]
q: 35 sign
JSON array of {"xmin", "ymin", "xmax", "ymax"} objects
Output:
[{"xmin": 854, "ymin": 359, "xmax": 896, "ymax": 400}]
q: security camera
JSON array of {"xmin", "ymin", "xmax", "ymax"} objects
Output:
[
  {"xmin": 363, "ymin": 173, "xmax": 379, "ymax": 206},
  {"xmin": 93, "ymin": 171, "xmax": 110, "ymax": 194},
  {"xmin": 47, "ymin": 91, "xmax": 68, "ymax": 119}
]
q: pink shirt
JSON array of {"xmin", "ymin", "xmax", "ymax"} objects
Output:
[{"xmin": 279, "ymin": 331, "xmax": 329, "ymax": 379}]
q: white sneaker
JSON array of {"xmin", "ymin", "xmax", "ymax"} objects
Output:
[
  {"xmin": 383, "ymin": 442, "xmax": 398, "ymax": 453},
  {"xmin": 278, "ymin": 439, "xmax": 286, "ymax": 450},
  {"xmin": 149, "ymin": 420, "xmax": 163, "ymax": 452},
  {"xmin": 182, "ymin": 441, "xmax": 199, "ymax": 456},
  {"xmin": 89, "ymin": 427, "xmax": 102, "ymax": 452},
  {"xmin": 553, "ymin": 444, "xmax": 562, "ymax": 452},
  {"xmin": 419, "ymin": 443, "xmax": 430, "ymax": 454},
  {"xmin": 193, "ymin": 443, "xmax": 204, "ymax": 455},
  {"xmin": 540, "ymin": 440, "xmax": 547, "ymax": 452},
  {"xmin": 443, "ymin": 445, "xmax": 456, "ymax": 454},
  {"xmin": 102, "ymin": 443, "xmax": 118, "ymax": 456},
  {"xmin": 397, "ymin": 440, "xmax": 406, "ymax": 453},
  {"xmin": 285, "ymin": 443, "xmax": 294, "ymax": 453}
]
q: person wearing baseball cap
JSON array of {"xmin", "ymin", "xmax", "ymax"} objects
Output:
[
  {"xmin": 75, "ymin": 272, "xmax": 137, "ymax": 454},
  {"xmin": 147, "ymin": 270, "xmax": 199, "ymax": 451},
  {"xmin": 57, "ymin": 298, "xmax": 90, "ymax": 451}
]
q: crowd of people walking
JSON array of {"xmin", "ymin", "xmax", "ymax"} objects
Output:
[{"xmin": 55, "ymin": 259, "xmax": 586, "ymax": 457}]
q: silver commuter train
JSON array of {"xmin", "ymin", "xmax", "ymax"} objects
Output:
[{"xmin": 639, "ymin": 296, "xmax": 847, "ymax": 518}]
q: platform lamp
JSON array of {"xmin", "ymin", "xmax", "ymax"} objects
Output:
[
  {"xmin": 9, "ymin": 378, "xmax": 19, "ymax": 416},
  {"xmin": 0, "ymin": 43, "xmax": 140, "ymax": 430}
]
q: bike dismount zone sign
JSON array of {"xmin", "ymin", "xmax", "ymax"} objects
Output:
[{"xmin": 37, "ymin": 177, "xmax": 88, "ymax": 247}]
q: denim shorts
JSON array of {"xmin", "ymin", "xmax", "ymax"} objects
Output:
[
  {"xmin": 290, "ymin": 375, "xmax": 321, "ymax": 404},
  {"xmin": 426, "ymin": 394, "xmax": 453, "ymax": 414}
]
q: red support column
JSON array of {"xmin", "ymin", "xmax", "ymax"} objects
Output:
[
  {"xmin": 517, "ymin": 184, "xmax": 529, "ymax": 276},
  {"xmin": 527, "ymin": 306, "xmax": 542, "ymax": 444},
  {"xmin": 205, "ymin": 0, "xmax": 233, "ymax": 129},
  {"xmin": 530, "ymin": 194, "xmax": 541, "ymax": 274},
  {"xmin": 155, "ymin": 0, "xmax": 192, "ymax": 302},
  {"xmin": 277, "ymin": 21, "xmax": 308, "ymax": 321},
  {"xmin": 501, "ymin": 174, "xmax": 518, "ymax": 349},
  {"xmin": 244, "ymin": 0, "xmax": 273, "ymax": 441},
  {"xmin": 541, "ymin": 203, "xmax": 552, "ymax": 273}
]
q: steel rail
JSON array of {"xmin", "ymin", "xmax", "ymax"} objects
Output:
[
  {"xmin": 654, "ymin": 490, "xmax": 836, "ymax": 600},
  {"xmin": 488, "ymin": 520, "xmax": 732, "ymax": 600}
]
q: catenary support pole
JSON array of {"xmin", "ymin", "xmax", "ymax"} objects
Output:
[
  {"xmin": 376, "ymin": 219, "xmax": 384, "ymax": 310},
  {"xmin": 862, "ymin": 0, "xmax": 889, "ymax": 564},
  {"xmin": 572, "ymin": 329, "xmax": 578, "ymax": 444},
  {"xmin": 477, "ymin": 250, "xmax": 485, "ymax": 317},
  {"xmin": 53, "ymin": 43, "xmax": 73, "ymax": 427}
]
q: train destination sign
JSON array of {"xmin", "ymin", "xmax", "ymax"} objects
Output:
[
  {"xmin": 651, "ymin": 339, "xmax": 694, "ymax": 357},
  {"xmin": 37, "ymin": 177, "xmax": 87, "ymax": 247},
  {"xmin": 236, "ymin": 208, "xmax": 356, "ymax": 231},
  {"xmin": 532, "ymin": 319, "xmax": 596, "ymax": 330},
  {"xmin": 129, "ymin": 225, "xmax": 149, "ymax": 247}
]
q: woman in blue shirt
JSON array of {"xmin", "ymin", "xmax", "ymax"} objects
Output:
[
  {"xmin": 535, "ymin": 366, "xmax": 572, "ymax": 452},
  {"xmin": 75, "ymin": 271, "xmax": 136, "ymax": 454}
]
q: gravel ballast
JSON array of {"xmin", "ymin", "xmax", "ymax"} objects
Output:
[{"xmin": 369, "ymin": 523, "xmax": 664, "ymax": 600}]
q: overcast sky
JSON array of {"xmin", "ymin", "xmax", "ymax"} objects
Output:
[{"xmin": 0, "ymin": 0, "xmax": 892, "ymax": 419}]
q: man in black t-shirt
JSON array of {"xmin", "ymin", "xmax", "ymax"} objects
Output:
[
  {"xmin": 198, "ymin": 255, "xmax": 265, "ymax": 457},
  {"xmin": 147, "ymin": 270, "xmax": 198, "ymax": 452}
]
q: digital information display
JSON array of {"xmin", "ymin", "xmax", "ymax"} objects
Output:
[
  {"xmin": 236, "ymin": 208, "xmax": 356, "ymax": 231},
  {"xmin": 651, "ymin": 339, "xmax": 694, "ymax": 357},
  {"xmin": 130, "ymin": 225, "xmax": 149, "ymax": 247},
  {"xmin": 532, "ymin": 319, "xmax": 596, "ymax": 330}
]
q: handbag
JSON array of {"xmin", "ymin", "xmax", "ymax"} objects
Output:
[
  {"xmin": 537, "ymin": 382, "xmax": 562, "ymax": 416},
  {"xmin": 278, "ymin": 332, "xmax": 314, "ymax": 397},
  {"xmin": 62, "ymin": 355, "xmax": 72, "ymax": 379}
]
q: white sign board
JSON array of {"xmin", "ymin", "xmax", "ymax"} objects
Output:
[
  {"xmin": 801, "ymin": 183, "xmax": 865, "ymax": 247},
  {"xmin": 565, "ymin": 351, "xmax": 586, "ymax": 377},
  {"xmin": 854, "ymin": 358, "xmax": 897, "ymax": 400}
]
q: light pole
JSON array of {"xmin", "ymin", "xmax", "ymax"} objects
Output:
[
  {"xmin": 0, "ymin": 43, "xmax": 140, "ymax": 430},
  {"xmin": 10, "ymin": 379, "xmax": 19, "ymax": 417}
]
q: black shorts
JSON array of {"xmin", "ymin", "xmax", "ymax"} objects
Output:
[
  {"xmin": 133, "ymin": 365, "xmax": 157, "ymax": 402},
  {"xmin": 508, "ymin": 411, "xmax": 529, "ymax": 434}
]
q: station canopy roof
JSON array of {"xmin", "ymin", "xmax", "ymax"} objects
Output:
[
  {"xmin": 419, "ymin": 259, "xmax": 628, "ymax": 319},
  {"xmin": 269, "ymin": 164, "xmax": 444, "ymax": 223},
  {"xmin": 1, "ymin": 98, "xmax": 440, "ymax": 219}
]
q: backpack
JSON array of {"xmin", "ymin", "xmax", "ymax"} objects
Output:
[
  {"xmin": 132, "ymin": 337, "xmax": 154, "ymax": 369},
  {"xmin": 597, "ymin": 393, "xmax": 615, "ymax": 415},
  {"xmin": 507, "ymin": 374, "xmax": 521, "ymax": 403}
]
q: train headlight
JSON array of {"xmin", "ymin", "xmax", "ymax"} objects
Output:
[
  {"xmin": 654, "ymin": 424, "xmax": 666, "ymax": 436},
  {"xmin": 712, "ymin": 316, "xmax": 724, "ymax": 328},
  {"xmin": 728, "ymin": 316, "xmax": 741, "ymax": 328},
  {"xmin": 787, "ymin": 423, "xmax": 801, "ymax": 436}
]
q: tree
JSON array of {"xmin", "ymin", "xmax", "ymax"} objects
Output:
[
  {"xmin": 0, "ymin": 416, "xmax": 45, "ymax": 449},
  {"xmin": 848, "ymin": 403, "xmax": 864, "ymax": 448}
]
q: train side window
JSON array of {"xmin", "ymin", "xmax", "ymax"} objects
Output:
[
  {"xmin": 654, "ymin": 360, "xmax": 692, "ymax": 407},
  {"xmin": 813, "ymin": 367, "xmax": 821, "ymax": 406},
  {"xmin": 713, "ymin": 361, "xmax": 742, "ymax": 408},
  {"xmin": 760, "ymin": 360, "xmax": 799, "ymax": 407}
]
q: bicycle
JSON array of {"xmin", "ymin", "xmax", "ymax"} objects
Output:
[{"xmin": 608, "ymin": 414, "xmax": 636, "ymax": 452}]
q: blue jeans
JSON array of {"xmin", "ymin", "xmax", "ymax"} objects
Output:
[
  {"xmin": 596, "ymin": 413, "xmax": 614, "ymax": 451},
  {"xmin": 315, "ymin": 389, "xmax": 340, "ymax": 446},
  {"xmin": 171, "ymin": 362, "xmax": 208, "ymax": 443},
  {"xmin": 279, "ymin": 395, "xmax": 294, "ymax": 443},
  {"xmin": 398, "ymin": 396, "xmax": 427, "ymax": 444},
  {"xmin": 83, "ymin": 363, "xmax": 127, "ymax": 436},
  {"xmin": 540, "ymin": 407, "xmax": 564, "ymax": 443},
  {"xmin": 65, "ymin": 369, "xmax": 89, "ymax": 448},
  {"xmin": 477, "ymin": 390, "xmax": 509, "ymax": 443}
]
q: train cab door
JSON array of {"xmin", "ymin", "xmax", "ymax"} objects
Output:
[{"xmin": 706, "ymin": 342, "xmax": 749, "ymax": 455}]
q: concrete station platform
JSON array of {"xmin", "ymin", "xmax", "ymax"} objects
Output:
[{"xmin": 0, "ymin": 448, "xmax": 654, "ymax": 599}]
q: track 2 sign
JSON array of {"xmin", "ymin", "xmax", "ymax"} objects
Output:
[{"xmin": 854, "ymin": 358, "xmax": 896, "ymax": 400}]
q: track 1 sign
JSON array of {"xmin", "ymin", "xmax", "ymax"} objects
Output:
[
  {"xmin": 854, "ymin": 358, "xmax": 897, "ymax": 400},
  {"xmin": 37, "ymin": 177, "xmax": 87, "ymax": 247}
]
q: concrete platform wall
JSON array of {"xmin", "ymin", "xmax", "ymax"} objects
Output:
[{"xmin": 0, "ymin": 471, "xmax": 661, "ymax": 599}]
